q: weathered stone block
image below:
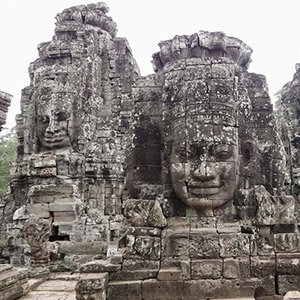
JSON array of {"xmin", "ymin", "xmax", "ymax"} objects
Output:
[
  {"xmin": 277, "ymin": 275, "xmax": 300, "ymax": 295},
  {"xmin": 223, "ymin": 257, "xmax": 251, "ymax": 279},
  {"xmin": 0, "ymin": 270, "xmax": 19, "ymax": 290},
  {"xmin": 57, "ymin": 241, "xmax": 107, "ymax": 255},
  {"xmin": 216, "ymin": 220, "xmax": 241, "ymax": 233},
  {"xmin": 219, "ymin": 234, "xmax": 250, "ymax": 257},
  {"xmin": 141, "ymin": 278, "xmax": 259, "ymax": 299},
  {"xmin": 190, "ymin": 234, "xmax": 220, "ymax": 259},
  {"xmin": 27, "ymin": 203, "xmax": 50, "ymax": 218},
  {"xmin": 49, "ymin": 203, "xmax": 76, "ymax": 212},
  {"xmin": 254, "ymin": 276, "xmax": 276, "ymax": 297},
  {"xmin": 191, "ymin": 259, "xmax": 222, "ymax": 279},
  {"xmin": 124, "ymin": 235, "xmax": 161, "ymax": 260},
  {"xmin": 110, "ymin": 270, "xmax": 158, "ymax": 281},
  {"xmin": 122, "ymin": 259, "xmax": 160, "ymax": 271},
  {"xmin": 274, "ymin": 233, "xmax": 300, "ymax": 253},
  {"xmin": 127, "ymin": 227, "xmax": 161, "ymax": 237},
  {"xmin": 141, "ymin": 279, "xmax": 185, "ymax": 300},
  {"xmin": 277, "ymin": 253, "xmax": 300, "ymax": 275},
  {"xmin": 162, "ymin": 229, "xmax": 189, "ymax": 259},
  {"xmin": 107, "ymin": 280, "xmax": 142, "ymax": 300},
  {"xmin": 53, "ymin": 211, "xmax": 76, "ymax": 222},
  {"xmin": 79, "ymin": 259, "xmax": 121, "ymax": 273},
  {"xmin": 0, "ymin": 284, "xmax": 23, "ymax": 300},
  {"xmin": 124, "ymin": 199, "xmax": 167, "ymax": 227},
  {"xmin": 157, "ymin": 268, "xmax": 182, "ymax": 281},
  {"xmin": 284, "ymin": 291, "xmax": 300, "ymax": 300},
  {"xmin": 75, "ymin": 273, "xmax": 108, "ymax": 298},
  {"xmin": 250, "ymin": 256, "xmax": 275, "ymax": 277}
]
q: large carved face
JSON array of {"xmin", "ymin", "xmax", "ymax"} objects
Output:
[
  {"xmin": 36, "ymin": 96, "xmax": 73, "ymax": 151},
  {"xmin": 170, "ymin": 132, "xmax": 239, "ymax": 211}
]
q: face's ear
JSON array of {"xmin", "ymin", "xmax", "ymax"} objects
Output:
[
  {"xmin": 237, "ymin": 141, "xmax": 256, "ymax": 191},
  {"xmin": 240, "ymin": 141, "xmax": 254, "ymax": 166}
]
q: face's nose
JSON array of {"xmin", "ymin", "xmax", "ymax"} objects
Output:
[
  {"xmin": 192, "ymin": 160, "xmax": 216, "ymax": 181},
  {"xmin": 45, "ymin": 116, "xmax": 59, "ymax": 134}
]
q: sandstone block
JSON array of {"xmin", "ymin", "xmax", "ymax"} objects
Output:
[
  {"xmin": 277, "ymin": 253, "xmax": 300, "ymax": 275},
  {"xmin": 157, "ymin": 268, "xmax": 182, "ymax": 281},
  {"xmin": 27, "ymin": 203, "xmax": 50, "ymax": 218},
  {"xmin": 53, "ymin": 211, "xmax": 76, "ymax": 222},
  {"xmin": 124, "ymin": 235, "xmax": 160, "ymax": 260},
  {"xmin": 79, "ymin": 259, "xmax": 121, "ymax": 273},
  {"xmin": 284, "ymin": 291, "xmax": 300, "ymax": 300},
  {"xmin": 189, "ymin": 234, "xmax": 220, "ymax": 259},
  {"xmin": 250, "ymin": 256, "xmax": 275, "ymax": 277},
  {"xmin": 110, "ymin": 270, "xmax": 158, "ymax": 281},
  {"xmin": 124, "ymin": 199, "xmax": 167, "ymax": 227},
  {"xmin": 191, "ymin": 259, "xmax": 222, "ymax": 279},
  {"xmin": 75, "ymin": 273, "xmax": 108, "ymax": 294},
  {"xmin": 223, "ymin": 257, "xmax": 250, "ymax": 279},
  {"xmin": 122, "ymin": 259, "xmax": 160, "ymax": 271},
  {"xmin": 141, "ymin": 278, "xmax": 259, "ymax": 299},
  {"xmin": 219, "ymin": 234, "xmax": 250, "ymax": 258},
  {"xmin": 57, "ymin": 241, "xmax": 107, "ymax": 255},
  {"xmin": 49, "ymin": 203, "xmax": 76, "ymax": 212},
  {"xmin": 278, "ymin": 275, "xmax": 300, "ymax": 295},
  {"xmin": 274, "ymin": 233, "xmax": 300, "ymax": 253},
  {"xmin": 107, "ymin": 280, "xmax": 142, "ymax": 300}
]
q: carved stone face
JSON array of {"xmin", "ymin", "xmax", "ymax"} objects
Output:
[
  {"xmin": 170, "ymin": 138, "xmax": 238, "ymax": 210},
  {"xmin": 36, "ymin": 97, "xmax": 72, "ymax": 151}
]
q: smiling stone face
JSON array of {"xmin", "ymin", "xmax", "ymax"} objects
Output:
[
  {"xmin": 36, "ymin": 95, "xmax": 73, "ymax": 152},
  {"xmin": 170, "ymin": 133, "xmax": 239, "ymax": 210},
  {"xmin": 162, "ymin": 57, "xmax": 241, "ymax": 213}
]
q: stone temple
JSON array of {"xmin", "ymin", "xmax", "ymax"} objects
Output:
[{"xmin": 1, "ymin": 2, "xmax": 300, "ymax": 300}]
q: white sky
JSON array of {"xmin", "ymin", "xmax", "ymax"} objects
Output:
[{"xmin": 1, "ymin": 0, "xmax": 300, "ymax": 129}]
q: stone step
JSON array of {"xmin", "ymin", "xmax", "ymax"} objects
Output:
[
  {"xmin": 0, "ymin": 264, "xmax": 12, "ymax": 274},
  {"xmin": 0, "ymin": 270, "xmax": 20, "ymax": 289},
  {"xmin": 0, "ymin": 265, "xmax": 29, "ymax": 300},
  {"xmin": 27, "ymin": 277, "xmax": 48, "ymax": 292},
  {"xmin": 19, "ymin": 276, "xmax": 77, "ymax": 300},
  {"xmin": 34, "ymin": 279, "xmax": 77, "ymax": 292},
  {"xmin": 20, "ymin": 291, "xmax": 76, "ymax": 300},
  {"xmin": 49, "ymin": 272, "xmax": 81, "ymax": 281},
  {"xmin": 79, "ymin": 259, "xmax": 121, "ymax": 273}
]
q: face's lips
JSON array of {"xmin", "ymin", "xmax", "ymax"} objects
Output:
[
  {"xmin": 188, "ymin": 182, "xmax": 224, "ymax": 196},
  {"xmin": 44, "ymin": 136, "xmax": 66, "ymax": 143},
  {"xmin": 189, "ymin": 187, "xmax": 220, "ymax": 196},
  {"xmin": 43, "ymin": 132, "xmax": 68, "ymax": 143},
  {"xmin": 188, "ymin": 182, "xmax": 223, "ymax": 188}
]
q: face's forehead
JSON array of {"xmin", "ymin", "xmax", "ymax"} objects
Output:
[{"xmin": 37, "ymin": 95, "xmax": 73, "ymax": 115}]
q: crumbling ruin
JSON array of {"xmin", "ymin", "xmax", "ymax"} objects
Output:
[
  {"xmin": 1, "ymin": 2, "xmax": 300, "ymax": 300},
  {"xmin": 0, "ymin": 91, "xmax": 12, "ymax": 131}
]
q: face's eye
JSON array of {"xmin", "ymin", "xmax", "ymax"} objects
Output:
[
  {"xmin": 56, "ymin": 112, "xmax": 68, "ymax": 121},
  {"xmin": 171, "ymin": 150, "xmax": 186, "ymax": 162},
  {"xmin": 188, "ymin": 145, "xmax": 205, "ymax": 159},
  {"xmin": 215, "ymin": 150, "xmax": 232, "ymax": 161},
  {"xmin": 39, "ymin": 115, "xmax": 49, "ymax": 124}
]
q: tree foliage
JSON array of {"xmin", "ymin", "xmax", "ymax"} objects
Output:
[{"xmin": 0, "ymin": 127, "xmax": 17, "ymax": 195}]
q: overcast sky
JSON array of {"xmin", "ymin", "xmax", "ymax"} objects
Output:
[{"xmin": 1, "ymin": 0, "xmax": 300, "ymax": 129}]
